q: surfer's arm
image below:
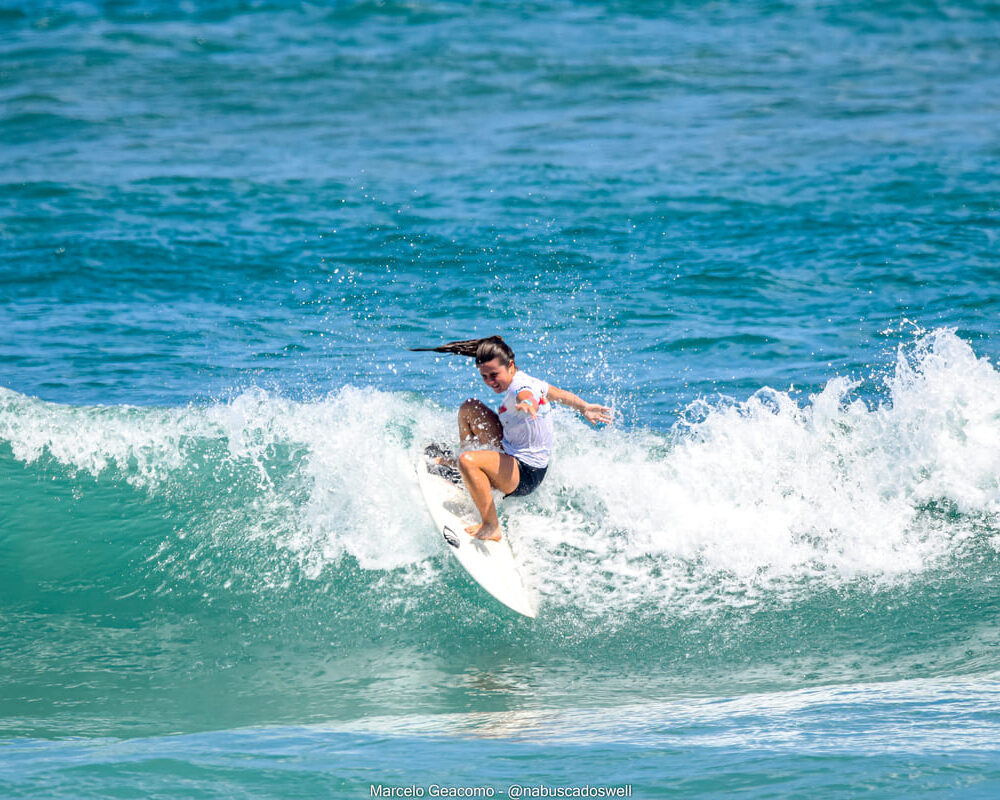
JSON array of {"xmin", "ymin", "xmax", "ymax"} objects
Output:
[
  {"xmin": 547, "ymin": 385, "xmax": 613, "ymax": 425},
  {"xmin": 514, "ymin": 389, "xmax": 539, "ymax": 419}
]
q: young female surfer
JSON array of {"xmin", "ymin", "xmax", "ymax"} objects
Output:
[{"xmin": 411, "ymin": 336, "xmax": 613, "ymax": 542}]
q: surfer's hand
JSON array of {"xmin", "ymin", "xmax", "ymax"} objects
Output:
[
  {"xmin": 584, "ymin": 404, "xmax": 613, "ymax": 425},
  {"xmin": 515, "ymin": 400, "xmax": 538, "ymax": 419}
]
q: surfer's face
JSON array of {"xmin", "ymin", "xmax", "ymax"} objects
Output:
[{"xmin": 478, "ymin": 358, "xmax": 514, "ymax": 393}]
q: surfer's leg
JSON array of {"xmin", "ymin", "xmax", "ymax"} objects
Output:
[
  {"xmin": 457, "ymin": 450, "xmax": 520, "ymax": 541},
  {"xmin": 458, "ymin": 399, "xmax": 502, "ymax": 448}
]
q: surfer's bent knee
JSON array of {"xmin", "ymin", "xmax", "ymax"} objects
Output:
[{"xmin": 459, "ymin": 398, "xmax": 488, "ymax": 415}]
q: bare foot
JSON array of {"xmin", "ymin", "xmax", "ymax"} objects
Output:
[
  {"xmin": 433, "ymin": 456, "xmax": 458, "ymax": 468},
  {"xmin": 465, "ymin": 522, "xmax": 502, "ymax": 542}
]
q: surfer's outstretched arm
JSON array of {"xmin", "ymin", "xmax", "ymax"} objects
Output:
[{"xmin": 547, "ymin": 385, "xmax": 613, "ymax": 425}]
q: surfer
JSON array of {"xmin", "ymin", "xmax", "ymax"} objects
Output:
[{"xmin": 411, "ymin": 336, "xmax": 613, "ymax": 541}]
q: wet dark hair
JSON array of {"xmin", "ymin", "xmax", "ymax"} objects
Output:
[{"xmin": 409, "ymin": 336, "xmax": 515, "ymax": 366}]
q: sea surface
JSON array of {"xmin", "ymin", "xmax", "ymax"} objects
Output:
[{"xmin": 3, "ymin": 0, "xmax": 1000, "ymax": 797}]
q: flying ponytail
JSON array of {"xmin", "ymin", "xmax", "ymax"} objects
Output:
[{"xmin": 409, "ymin": 336, "xmax": 515, "ymax": 366}]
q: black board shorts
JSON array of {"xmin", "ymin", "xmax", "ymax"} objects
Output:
[{"xmin": 505, "ymin": 456, "xmax": 548, "ymax": 498}]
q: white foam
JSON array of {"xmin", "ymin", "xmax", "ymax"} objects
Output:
[
  {"xmin": 510, "ymin": 327, "xmax": 1000, "ymax": 617},
  {"xmin": 201, "ymin": 386, "xmax": 445, "ymax": 573}
]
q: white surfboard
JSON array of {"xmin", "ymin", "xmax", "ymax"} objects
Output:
[{"xmin": 416, "ymin": 449, "xmax": 537, "ymax": 618}]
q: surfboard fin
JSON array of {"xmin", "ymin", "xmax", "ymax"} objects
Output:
[{"xmin": 442, "ymin": 526, "xmax": 461, "ymax": 549}]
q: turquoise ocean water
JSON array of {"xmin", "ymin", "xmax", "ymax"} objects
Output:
[{"xmin": 3, "ymin": 1, "xmax": 1000, "ymax": 796}]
